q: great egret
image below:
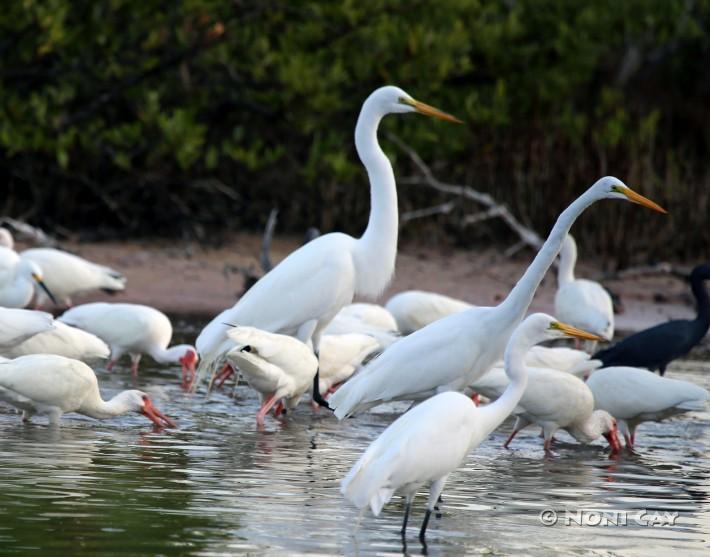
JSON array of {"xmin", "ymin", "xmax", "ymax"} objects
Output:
[
  {"xmin": 194, "ymin": 86, "xmax": 460, "ymax": 405},
  {"xmin": 593, "ymin": 264, "xmax": 710, "ymax": 375},
  {"xmin": 586, "ymin": 366, "xmax": 709, "ymax": 448},
  {"xmin": 0, "ymin": 354, "xmax": 175, "ymax": 427},
  {"xmin": 59, "ymin": 303, "xmax": 198, "ymax": 385},
  {"xmin": 554, "ymin": 234, "xmax": 614, "ymax": 349},
  {"xmin": 341, "ymin": 314, "xmax": 598, "ymax": 542},
  {"xmin": 330, "ymin": 177, "xmax": 666, "ymax": 419},
  {"xmin": 470, "ymin": 366, "xmax": 621, "ymax": 453},
  {"xmin": 385, "ymin": 290, "xmax": 473, "ymax": 334},
  {"xmin": 0, "ymin": 308, "xmax": 55, "ymax": 349},
  {"xmin": 223, "ymin": 326, "xmax": 318, "ymax": 425},
  {"xmin": 0, "ymin": 321, "xmax": 109, "ymax": 363},
  {"xmin": 21, "ymin": 246, "xmax": 126, "ymax": 308},
  {"xmin": 0, "ymin": 246, "xmax": 57, "ymax": 308}
]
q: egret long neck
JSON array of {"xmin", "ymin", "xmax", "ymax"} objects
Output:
[
  {"xmin": 557, "ymin": 236, "xmax": 577, "ymax": 286},
  {"xmin": 477, "ymin": 333, "xmax": 529, "ymax": 436},
  {"xmin": 353, "ymin": 101, "xmax": 398, "ymax": 298},
  {"xmin": 498, "ymin": 190, "xmax": 596, "ymax": 321}
]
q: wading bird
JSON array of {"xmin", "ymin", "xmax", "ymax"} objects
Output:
[
  {"xmin": 385, "ymin": 290, "xmax": 473, "ymax": 334},
  {"xmin": 341, "ymin": 314, "xmax": 599, "ymax": 542},
  {"xmin": 554, "ymin": 234, "xmax": 614, "ymax": 350},
  {"xmin": 224, "ymin": 327, "xmax": 318, "ymax": 425},
  {"xmin": 194, "ymin": 86, "xmax": 460, "ymax": 405},
  {"xmin": 0, "ymin": 246, "xmax": 57, "ymax": 308},
  {"xmin": 470, "ymin": 366, "xmax": 621, "ymax": 453},
  {"xmin": 330, "ymin": 177, "xmax": 666, "ymax": 419},
  {"xmin": 59, "ymin": 303, "xmax": 198, "ymax": 385},
  {"xmin": 21, "ymin": 246, "xmax": 126, "ymax": 308},
  {"xmin": 0, "ymin": 354, "xmax": 175, "ymax": 427},
  {"xmin": 593, "ymin": 264, "xmax": 710, "ymax": 375},
  {"xmin": 586, "ymin": 366, "xmax": 709, "ymax": 448}
]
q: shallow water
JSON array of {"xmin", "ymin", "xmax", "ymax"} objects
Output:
[{"xmin": 0, "ymin": 318, "xmax": 708, "ymax": 556}]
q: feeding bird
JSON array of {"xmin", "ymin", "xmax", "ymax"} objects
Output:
[
  {"xmin": 330, "ymin": 177, "xmax": 666, "ymax": 419},
  {"xmin": 223, "ymin": 326, "xmax": 318, "ymax": 425},
  {"xmin": 385, "ymin": 290, "xmax": 473, "ymax": 334},
  {"xmin": 586, "ymin": 366, "xmax": 709, "ymax": 448},
  {"xmin": 593, "ymin": 264, "xmax": 710, "ymax": 375},
  {"xmin": 0, "ymin": 246, "xmax": 57, "ymax": 308},
  {"xmin": 340, "ymin": 314, "xmax": 599, "ymax": 542},
  {"xmin": 59, "ymin": 303, "xmax": 198, "ymax": 385},
  {"xmin": 193, "ymin": 86, "xmax": 460, "ymax": 405},
  {"xmin": 470, "ymin": 365, "xmax": 621, "ymax": 453},
  {"xmin": 554, "ymin": 234, "xmax": 614, "ymax": 349},
  {"xmin": 0, "ymin": 354, "xmax": 175, "ymax": 427},
  {"xmin": 21, "ymin": 246, "xmax": 126, "ymax": 308}
]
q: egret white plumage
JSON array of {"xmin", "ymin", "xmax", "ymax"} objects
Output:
[
  {"xmin": 341, "ymin": 314, "xmax": 598, "ymax": 541},
  {"xmin": 554, "ymin": 234, "xmax": 614, "ymax": 349},
  {"xmin": 385, "ymin": 290, "xmax": 473, "ymax": 334},
  {"xmin": 0, "ymin": 321, "xmax": 109, "ymax": 363},
  {"xmin": 21, "ymin": 247, "xmax": 126, "ymax": 307},
  {"xmin": 586, "ymin": 366, "xmax": 709, "ymax": 448},
  {"xmin": 223, "ymin": 326, "xmax": 318, "ymax": 425},
  {"xmin": 323, "ymin": 303, "xmax": 399, "ymax": 350},
  {"xmin": 194, "ymin": 86, "xmax": 460, "ymax": 405},
  {"xmin": 59, "ymin": 303, "xmax": 197, "ymax": 385},
  {"xmin": 470, "ymin": 365, "xmax": 621, "ymax": 453},
  {"xmin": 0, "ymin": 246, "xmax": 57, "ymax": 308},
  {"xmin": 0, "ymin": 308, "xmax": 55, "ymax": 349},
  {"xmin": 330, "ymin": 177, "xmax": 666, "ymax": 419},
  {"xmin": 0, "ymin": 354, "xmax": 174, "ymax": 427}
]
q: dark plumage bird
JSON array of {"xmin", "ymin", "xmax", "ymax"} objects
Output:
[{"xmin": 593, "ymin": 264, "xmax": 710, "ymax": 375}]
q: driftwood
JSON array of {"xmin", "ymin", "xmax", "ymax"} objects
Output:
[{"xmin": 387, "ymin": 133, "xmax": 545, "ymax": 254}]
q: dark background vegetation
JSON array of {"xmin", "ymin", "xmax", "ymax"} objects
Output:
[{"xmin": 1, "ymin": 0, "xmax": 708, "ymax": 265}]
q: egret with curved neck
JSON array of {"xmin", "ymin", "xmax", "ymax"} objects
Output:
[
  {"xmin": 193, "ymin": 86, "xmax": 460, "ymax": 404},
  {"xmin": 330, "ymin": 176, "xmax": 667, "ymax": 419},
  {"xmin": 341, "ymin": 314, "xmax": 598, "ymax": 542}
]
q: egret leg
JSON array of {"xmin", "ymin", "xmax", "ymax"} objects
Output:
[
  {"xmin": 401, "ymin": 494, "xmax": 413, "ymax": 537},
  {"xmin": 312, "ymin": 350, "xmax": 333, "ymax": 411},
  {"xmin": 420, "ymin": 476, "xmax": 448, "ymax": 543}
]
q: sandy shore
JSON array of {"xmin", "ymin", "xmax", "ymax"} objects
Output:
[{"xmin": 30, "ymin": 233, "xmax": 701, "ymax": 337}]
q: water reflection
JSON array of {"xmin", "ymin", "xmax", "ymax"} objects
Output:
[{"xmin": 0, "ymin": 320, "xmax": 707, "ymax": 556}]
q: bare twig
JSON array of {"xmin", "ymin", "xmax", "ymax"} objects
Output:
[
  {"xmin": 0, "ymin": 217, "xmax": 58, "ymax": 247},
  {"xmin": 401, "ymin": 201, "xmax": 455, "ymax": 224},
  {"xmin": 387, "ymin": 132, "xmax": 545, "ymax": 253}
]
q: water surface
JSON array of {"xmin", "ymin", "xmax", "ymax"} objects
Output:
[{"xmin": 0, "ymin": 318, "xmax": 708, "ymax": 556}]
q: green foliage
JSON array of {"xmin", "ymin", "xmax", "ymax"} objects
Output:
[{"xmin": 0, "ymin": 0, "xmax": 708, "ymax": 260}]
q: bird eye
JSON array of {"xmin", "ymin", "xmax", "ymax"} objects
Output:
[{"xmin": 240, "ymin": 345, "xmax": 252, "ymax": 353}]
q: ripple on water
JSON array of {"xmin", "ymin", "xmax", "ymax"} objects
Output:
[{"xmin": 0, "ymin": 328, "xmax": 708, "ymax": 556}]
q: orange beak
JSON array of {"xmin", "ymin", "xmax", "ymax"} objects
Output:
[
  {"xmin": 603, "ymin": 424, "xmax": 622, "ymax": 454},
  {"xmin": 141, "ymin": 397, "xmax": 176, "ymax": 428}
]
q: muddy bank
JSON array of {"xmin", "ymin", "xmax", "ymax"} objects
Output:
[{"xmin": 32, "ymin": 234, "xmax": 700, "ymax": 336}]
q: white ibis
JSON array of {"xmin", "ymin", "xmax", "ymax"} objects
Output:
[
  {"xmin": 385, "ymin": 290, "xmax": 473, "ymax": 334},
  {"xmin": 0, "ymin": 354, "xmax": 175, "ymax": 427},
  {"xmin": 0, "ymin": 321, "xmax": 109, "ymax": 363}
]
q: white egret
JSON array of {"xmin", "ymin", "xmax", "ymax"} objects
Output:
[
  {"xmin": 341, "ymin": 314, "xmax": 598, "ymax": 541},
  {"xmin": 194, "ymin": 86, "xmax": 460, "ymax": 405},
  {"xmin": 470, "ymin": 366, "xmax": 621, "ymax": 453},
  {"xmin": 0, "ymin": 354, "xmax": 175, "ymax": 427},
  {"xmin": 59, "ymin": 303, "xmax": 198, "ymax": 385},
  {"xmin": 223, "ymin": 326, "xmax": 318, "ymax": 425},
  {"xmin": 554, "ymin": 234, "xmax": 614, "ymax": 349},
  {"xmin": 0, "ymin": 321, "xmax": 109, "ymax": 363},
  {"xmin": 586, "ymin": 366, "xmax": 709, "ymax": 448},
  {"xmin": 385, "ymin": 290, "xmax": 473, "ymax": 334},
  {"xmin": 0, "ymin": 308, "xmax": 55, "ymax": 349},
  {"xmin": 0, "ymin": 246, "xmax": 57, "ymax": 308},
  {"xmin": 330, "ymin": 177, "xmax": 666, "ymax": 419},
  {"xmin": 21, "ymin": 247, "xmax": 126, "ymax": 307}
]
